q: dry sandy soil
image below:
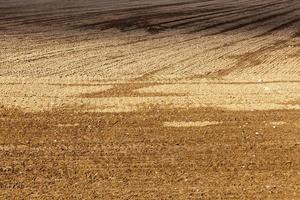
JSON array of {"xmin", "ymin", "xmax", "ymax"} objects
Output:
[{"xmin": 0, "ymin": 0, "xmax": 300, "ymax": 199}]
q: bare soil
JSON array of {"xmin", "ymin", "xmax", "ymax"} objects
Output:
[
  {"xmin": 0, "ymin": 107, "xmax": 299, "ymax": 199},
  {"xmin": 0, "ymin": 0, "xmax": 300, "ymax": 199}
]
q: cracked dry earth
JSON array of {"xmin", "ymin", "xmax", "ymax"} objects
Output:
[{"xmin": 0, "ymin": 0, "xmax": 300, "ymax": 199}]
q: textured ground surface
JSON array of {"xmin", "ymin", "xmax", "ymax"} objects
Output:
[{"xmin": 0, "ymin": 0, "xmax": 300, "ymax": 199}]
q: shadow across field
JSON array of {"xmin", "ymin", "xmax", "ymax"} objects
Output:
[{"xmin": 1, "ymin": 0, "xmax": 300, "ymax": 36}]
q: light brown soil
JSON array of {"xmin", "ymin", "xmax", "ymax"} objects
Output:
[
  {"xmin": 0, "ymin": 107, "xmax": 299, "ymax": 199},
  {"xmin": 0, "ymin": 0, "xmax": 300, "ymax": 199}
]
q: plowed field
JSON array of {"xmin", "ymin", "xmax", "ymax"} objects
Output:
[{"xmin": 0, "ymin": 0, "xmax": 299, "ymax": 199}]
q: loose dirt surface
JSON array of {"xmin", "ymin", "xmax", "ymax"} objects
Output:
[
  {"xmin": 0, "ymin": 107, "xmax": 299, "ymax": 199},
  {"xmin": 0, "ymin": 0, "xmax": 300, "ymax": 199}
]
